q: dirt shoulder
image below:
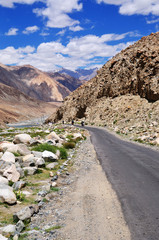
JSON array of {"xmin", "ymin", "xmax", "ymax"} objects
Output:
[{"xmin": 27, "ymin": 134, "xmax": 131, "ymax": 240}]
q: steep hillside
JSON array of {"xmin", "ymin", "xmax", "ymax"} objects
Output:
[
  {"xmin": 47, "ymin": 72, "xmax": 85, "ymax": 92},
  {"xmin": 0, "ymin": 82, "xmax": 59, "ymax": 126},
  {"xmin": 46, "ymin": 32, "xmax": 159, "ymax": 145},
  {"xmin": 9, "ymin": 65, "xmax": 70, "ymax": 102}
]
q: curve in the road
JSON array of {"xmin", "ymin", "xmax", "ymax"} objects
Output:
[{"xmin": 86, "ymin": 126, "xmax": 159, "ymax": 240}]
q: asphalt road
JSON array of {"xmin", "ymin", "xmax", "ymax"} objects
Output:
[{"xmin": 86, "ymin": 126, "xmax": 159, "ymax": 240}]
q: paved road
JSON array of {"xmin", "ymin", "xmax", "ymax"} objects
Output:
[{"xmin": 86, "ymin": 126, "xmax": 159, "ymax": 240}]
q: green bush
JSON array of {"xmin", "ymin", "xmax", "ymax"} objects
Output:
[{"xmin": 63, "ymin": 142, "xmax": 76, "ymax": 149}]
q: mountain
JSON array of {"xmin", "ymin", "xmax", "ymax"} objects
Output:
[
  {"xmin": 46, "ymin": 32, "xmax": 159, "ymax": 133},
  {"xmin": 0, "ymin": 82, "xmax": 59, "ymax": 126},
  {"xmin": 47, "ymin": 72, "xmax": 85, "ymax": 92},
  {"xmin": 9, "ymin": 65, "xmax": 70, "ymax": 102},
  {"xmin": 58, "ymin": 68, "xmax": 98, "ymax": 81}
]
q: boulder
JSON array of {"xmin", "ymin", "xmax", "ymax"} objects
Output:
[
  {"xmin": 0, "ymin": 160, "xmax": 11, "ymax": 175},
  {"xmin": 1, "ymin": 152, "xmax": 15, "ymax": 163},
  {"xmin": 23, "ymin": 167, "xmax": 37, "ymax": 175},
  {"xmin": 32, "ymin": 151, "xmax": 43, "ymax": 158},
  {"xmin": 73, "ymin": 132, "xmax": 82, "ymax": 139},
  {"xmin": 3, "ymin": 164, "xmax": 20, "ymax": 182},
  {"xmin": 13, "ymin": 181, "xmax": 26, "ymax": 191},
  {"xmin": 5, "ymin": 145, "xmax": 19, "ymax": 154},
  {"xmin": 0, "ymin": 234, "xmax": 8, "ymax": 240},
  {"xmin": 13, "ymin": 134, "xmax": 32, "ymax": 144},
  {"xmin": 17, "ymin": 144, "xmax": 31, "ymax": 156},
  {"xmin": 42, "ymin": 150, "xmax": 58, "ymax": 162},
  {"xmin": 155, "ymin": 137, "xmax": 159, "ymax": 145},
  {"xmin": 0, "ymin": 184, "xmax": 17, "ymax": 204},
  {"xmin": 46, "ymin": 162, "xmax": 58, "ymax": 170},
  {"xmin": 13, "ymin": 206, "xmax": 35, "ymax": 222},
  {"xmin": 22, "ymin": 154, "xmax": 34, "ymax": 162},
  {"xmin": 0, "ymin": 224, "xmax": 16, "ymax": 234},
  {"xmin": 0, "ymin": 142, "xmax": 15, "ymax": 152},
  {"xmin": 15, "ymin": 220, "xmax": 25, "ymax": 233},
  {"xmin": 35, "ymin": 158, "xmax": 45, "ymax": 168},
  {"xmin": 0, "ymin": 176, "xmax": 8, "ymax": 185},
  {"xmin": 46, "ymin": 131, "xmax": 61, "ymax": 142}
]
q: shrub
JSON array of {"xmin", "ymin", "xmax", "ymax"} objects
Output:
[{"xmin": 63, "ymin": 142, "xmax": 76, "ymax": 149}]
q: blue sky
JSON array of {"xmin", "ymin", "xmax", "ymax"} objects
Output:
[{"xmin": 0, "ymin": 0, "xmax": 159, "ymax": 71}]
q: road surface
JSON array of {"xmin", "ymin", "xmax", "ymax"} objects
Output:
[{"xmin": 86, "ymin": 126, "xmax": 159, "ymax": 240}]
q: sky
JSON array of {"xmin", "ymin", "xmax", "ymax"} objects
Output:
[{"xmin": 0, "ymin": 0, "xmax": 159, "ymax": 71}]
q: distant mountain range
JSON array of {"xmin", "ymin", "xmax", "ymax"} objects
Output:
[{"xmin": 57, "ymin": 68, "xmax": 98, "ymax": 81}]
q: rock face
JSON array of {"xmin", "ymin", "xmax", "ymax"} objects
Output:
[{"xmin": 47, "ymin": 32, "xmax": 159, "ymax": 123}]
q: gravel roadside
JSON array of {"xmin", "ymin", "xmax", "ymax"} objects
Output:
[{"xmin": 26, "ymin": 134, "xmax": 131, "ymax": 240}]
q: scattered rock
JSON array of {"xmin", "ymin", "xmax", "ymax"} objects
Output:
[
  {"xmin": 1, "ymin": 152, "xmax": 15, "ymax": 163},
  {"xmin": 42, "ymin": 150, "xmax": 58, "ymax": 162},
  {"xmin": 13, "ymin": 181, "xmax": 26, "ymax": 191},
  {"xmin": 0, "ymin": 234, "xmax": 8, "ymax": 240},
  {"xmin": 0, "ymin": 224, "xmax": 16, "ymax": 234},
  {"xmin": 13, "ymin": 206, "xmax": 35, "ymax": 222},
  {"xmin": 0, "ymin": 176, "xmax": 8, "ymax": 185},
  {"xmin": 35, "ymin": 158, "xmax": 45, "ymax": 168},
  {"xmin": 17, "ymin": 144, "xmax": 31, "ymax": 156},
  {"xmin": 3, "ymin": 164, "xmax": 20, "ymax": 182},
  {"xmin": 23, "ymin": 167, "xmax": 37, "ymax": 176},
  {"xmin": 15, "ymin": 220, "xmax": 25, "ymax": 233},
  {"xmin": 46, "ymin": 162, "xmax": 58, "ymax": 170},
  {"xmin": 0, "ymin": 184, "xmax": 17, "ymax": 204},
  {"xmin": 13, "ymin": 134, "xmax": 32, "ymax": 145}
]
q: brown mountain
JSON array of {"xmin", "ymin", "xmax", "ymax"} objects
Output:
[
  {"xmin": 46, "ymin": 32, "xmax": 159, "ymax": 125},
  {"xmin": 8, "ymin": 65, "xmax": 70, "ymax": 102},
  {"xmin": 47, "ymin": 72, "xmax": 85, "ymax": 92},
  {"xmin": 0, "ymin": 82, "xmax": 59, "ymax": 126}
]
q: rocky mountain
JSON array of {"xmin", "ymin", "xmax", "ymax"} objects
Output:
[
  {"xmin": 46, "ymin": 32, "xmax": 159, "ymax": 145},
  {"xmin": 47, "ymin": 72, "xmax": 85, "ymax": 92},
  {"xmin": 0, "ymin": 82, "xmax": 59, "ymax": 126},
  {"xmin": 58, "ymin": 68, "xmax": 98, "ymax": 81},
  {"xmin": 8, "ymin": 65, "xmax": 70, "ymax": 102}
]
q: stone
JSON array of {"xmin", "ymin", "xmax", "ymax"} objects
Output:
[
  {"xmin": 5, "ymin": 145, "xmax": 19, "ymax": 155},
  {"xmin": 32, "ymin": 151, "xmax": 43, "ymax": 158},
  {"xmin": 0, "ymin": 176, "xmax": 8, "ymax": 185},
  {"xmin": 0, "ymin": 142, "xmax": 15, "ymax": 152},
  {"xmin": 51, "ymin": 182, "xmax": 57, "ymax": 187},
  {"xmin": 73, "ymin": 132, "xmax": 82, "ymax": 139},
  {"xmin": 35, "ymin": 158, "xmax": 45, "ymax": 168},
  {"xmin": 46, "ymin": 131, "xmax": 61, "ymax": 142},
  {"xmin": 13, "ymin": 181, "xmax": 26, "ymax": 191},
  {"xmin": 41, "ymin": 183, "xmax": 50, "ymax": 192},
  {"xmin": 1, "ymin": 152, "xmax": 15, "ymax": 163},
  {"xmin": 13, "ymin": 206, "xmax": 35, "ymax": 222},
  {"xmin": 17, "ymin": 144, "xmax": 31, "ymax": 156},
  {"xmin": 23, "ymin": 167, "xmax": 37, "ymax": 175},
  {"xmin": 38, "ymin": 190, "xmax": 48, "ymax": 197},
  {"xmin": 0, "ymin": 224, "xmax": 16, "ymax": 233},
  {"xmin": 45, "ymin": 139, "xmax": 56, "ymax": 145},
  {"xmin": 0, "ymin": 184, "xmax": 17, "ymax": 204},
  {"xmin": 46, "ymin": 162, "xmax": 58, "ymax": 169},
  {"xmin": 30, "ymin": 139, "xmax": 42, "ymax": 147},
  {"xmin": 15, "ymin": 220, "xmax": 25, "ymax": 233},
  {"xmin": 42, "ymin": 150, "xmax": 58, "ymax": 162},
  {"xmin": 0, "ymin": 234, "xmax": 8, "ymax": 240},
  {"xmin": 56, "ymin": 150, "xmax": 60, "ymax": 158},
  {"xmin": 13, "ymin": 134, "xmax": 32, "ymax": 144},
  {"xmin": 0, "ymin": 160, "xmax": 11, "ymax": 175},
  {"xmin": 22, "ymin": 154, "xmax": 34, "ymax": 162},
  {"xmin": 16, "ymin": 167, "xmax": 24, "ymax": 178},
  {"xmin": 155, "ymin": 137, "xmax": 159, "ymax": 145},
  {"xmin": 3, "ymin": 164, "xmax": 20, "ymax": 182}
]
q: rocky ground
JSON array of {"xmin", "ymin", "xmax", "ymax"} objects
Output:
[{"xmin": 0, "ymin": 123, "xmax": 133, "ymax": 240}]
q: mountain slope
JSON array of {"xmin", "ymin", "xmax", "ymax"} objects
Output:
[
  {"xmin": 0, "ymin": 82, "xmax": 58, "ymax": 126},
  {"xmin": 47, "ymin": 72, "xmax": 85, "ymax": 92},
  {"xmin": 46, "ymin": 32, "xmax": 159, "ymax": 124},
  {"xmin": 58, "ymin": 68, "xmax": 97, "ymax": 81}
]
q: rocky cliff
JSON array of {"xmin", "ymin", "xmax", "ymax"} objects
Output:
[{"xmin": 46, "ymin": 32, "xmax": 159, "ymax": 132}]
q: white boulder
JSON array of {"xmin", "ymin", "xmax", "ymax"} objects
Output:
[
  {"xmin": 42, "ymin": 150, "xmax": 58, "ymax": 161},
  {"xmin": 0, "ymin": 184, "xmax": 17, "ymax": 204},
  {"xmin": 0, "ymin": 176, "xmax": 8, "ymax": 185},
  {"xmin": 13, "ymin": 134, "xmax": 32, "ymax": 144},
  {"xmin": 3, "ymin": 164, "xmax": 20, "ymax": 182},
  {"xmin": 1, "ymin": 152, "xmax": 15, "ymax": 163}
]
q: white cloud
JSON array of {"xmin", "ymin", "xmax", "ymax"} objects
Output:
[
  {"xmin": 147, "ymin": 18, "xmax": 159, "ymax": 24},
  {"xmin": 23, "ymin": 25, "xmax": 39, "ymax": 34},
  {"xmin": 69, "ymin": 25, "xmax": 83, "ymax": 32},
  {"xmin": 0, "ymin": 0, "xmax": 38, "ymax": 8},
  {"xmin": 5, "ymin": 27, "xmax": 19, "ymax": 36},
  {"xmin": 0, "ymin": 33, "xmax": 134, "ymax": 71},
  {"xmin": 97, "ymin": 0, "xmax": 159, "ymax": 16},
  {"xmin": 33, "ymin": 0, "xmax": 83, "ymax": 28}
]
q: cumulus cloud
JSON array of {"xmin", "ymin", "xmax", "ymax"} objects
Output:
[
  {"xmin": 97, "ymin": 0, "xmax": 159, "ymax": 16},
  {"xmin": 0, "ymin": 33, "xmax": 134, "ymax": 71},
  {"xmin": 69, "ymin": 25, "xmax": 83, "ymax": 32},
  {"xmin": 0, "ymin": 0, "xmax": 38, "ymax": 8},
  {"xmin": 5, "ymin": 27, "xmax": 19, "ymax": 36},
  {"xmin": 33, "ymin": 0, "xmax": 83, "ymax": 28},
  {"xmin": 23, "ymin": 25, "xmax": 39, "ymax": 34}
]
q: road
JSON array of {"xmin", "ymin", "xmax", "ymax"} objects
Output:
[{"xmin": 86, "ymin": 126, "xmax": 159, "ymax": 240}]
